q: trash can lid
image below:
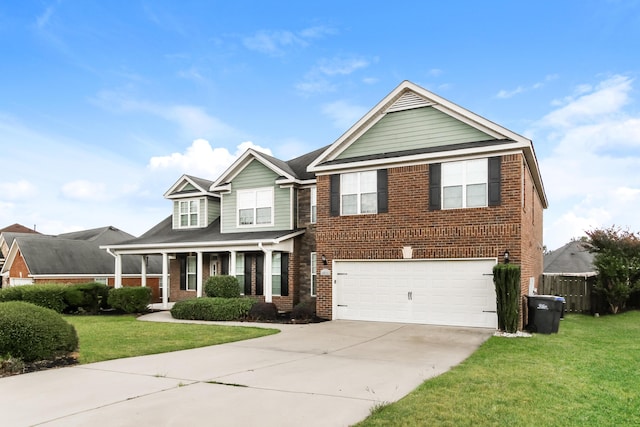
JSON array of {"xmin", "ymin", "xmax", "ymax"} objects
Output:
[{"xmin": 554, "ymin": 296, "xmax": 566, "ymax": 302}]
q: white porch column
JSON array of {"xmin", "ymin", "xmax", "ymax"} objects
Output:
[
  {"xmin": 114, "ymin": 253, "xmax": 123, "ymax": 288},
  {"xmin": 140, "ymin": 256, "xmax": 147, "ymax": 288},
  {"xmin": 196, "ymin": 251, "xmax": 203, "ymax": 298},
  {"xmin": 263, "ymin": 249, "xmax": 273, "ymax": 303},
  {"xmin": 229, "ymin": 251, "xmax": 236, "ymax": 277},
  {"xmin": 162, "ymin": 253, "xmax": 169, "ymax": 309}
]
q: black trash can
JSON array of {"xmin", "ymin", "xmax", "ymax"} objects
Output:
[{"xmin": 526, "ymin": 295, "xmax": 563, "ymax": 334}]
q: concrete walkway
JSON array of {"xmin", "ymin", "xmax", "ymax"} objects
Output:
[{"xmin": 0, "ymin": 314, "xmax": 493, "ymax": 427}]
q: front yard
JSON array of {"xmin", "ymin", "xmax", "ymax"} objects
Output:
[
  {"xmin": 64, "ymin": 315, "xmax": 278, "ymax": 364},
  {"xmin": 359, "ymin": 311, "xmax": 640, "ymax": 426}
]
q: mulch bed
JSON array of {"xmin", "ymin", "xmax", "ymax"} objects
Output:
[{"xmin": 0, "ymin": 354, "xmax": 78, "ymax": 378}]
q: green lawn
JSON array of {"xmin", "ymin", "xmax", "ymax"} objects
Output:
[
  {"xmin": 64, "ymin": 315, "xmax": 278, "ymax": 364},
  {"xmin": 359, "ymin": 311, "xmax": 640, "ymax": 426}
]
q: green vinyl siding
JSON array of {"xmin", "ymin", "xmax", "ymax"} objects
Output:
[
  {"xmin": 207, "ymin": 197, "xmax": 220, "ymax": 224},
  {"xmin": 337, "ymin": 106, "xmax": 494, "ymax": 160},
  {"xmin": 221, "ymin": 159, "xmax": 292, "ymax": 233},
  {"xmin": 181, "ymin": 183, "xmax": 197, "ymax": 192}
]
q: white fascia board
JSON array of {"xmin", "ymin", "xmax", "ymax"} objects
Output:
[
  {"xmin": 164, "ymin": 175, "xmax": 219, "ymax": 199},
  {"xmin": 1, "ymin": 240, "xmax": 21, "ymax": 275},
  {"xmin": 99, "ymin": 230, "xmax": 304, "ymax": 254},
  {"xmin": 311, "ymin": 144, "xmax": 529, "ymax": 174},
  {"xmin": 210, "ymin": 149, "xmax": 297, "ymax": 191}
]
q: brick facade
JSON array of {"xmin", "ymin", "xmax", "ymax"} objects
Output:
[{"xmin": 315, "ymin": 153, "xmax": 544, "ymax": 325}]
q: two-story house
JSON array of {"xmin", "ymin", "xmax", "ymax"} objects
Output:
[{"xmin": 103, "ymin": 81, "xmax": 547, "ymax": 329}]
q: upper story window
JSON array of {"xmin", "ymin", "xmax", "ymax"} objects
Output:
[
  {"xmin": 237, "ymin": 187, "xmax": 273, "ymax": 226},
  {"xmin": 310, "ymin": 186, "xmax": 317, "ymax": 223},
  {"xmin": 442, "ymin": 159, "xmax": 488, "ymax": 209},
  {"xmin": 179, "ymin": 200, "xmax": 199, "ymax": 227},
  {"xmin": 341, "ymin": 171, "xmax": 377, "ymax": 215}
]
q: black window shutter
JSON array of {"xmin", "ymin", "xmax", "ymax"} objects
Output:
[
  {"xmin": 330, "ymin": 174, "xmax": 340, "ymax": 217},
  {"xmin": 256, "ymin": 253, "xmax": 264, "ymax": 296},
  {"xmin": 377, "ymin": 169, "xmax": 388, "ymax": 213},
  {"xmin": 179, "ymin": 255, "xmax": 187, "ymax": 290},
  {"xmin": 429, "ymin": 163, "xmax": 441, "ymax": 211},
  {"xmin": 488, "ymin": 156, "xmax": 502, "ymax": 206},
  {"xmin": 243, "ymin": 254, "xmax": 252, "ymax": 295},
  {"xmin": 280, "ymin": 253, "xmax": 289, "ymax": 296}
]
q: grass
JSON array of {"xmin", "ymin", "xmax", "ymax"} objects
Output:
[
  {"xmin": 358, "ymin": 311, "xmax": 640, "ymax": 426},
  {"xmin": 64, "ymin": 315, "xmax": 278, "ymax": 364}
]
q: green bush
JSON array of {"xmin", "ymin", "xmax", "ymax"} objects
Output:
[
  {"xmin": 248, "ymin": 302, "xmax": 278, "ymax": 321},
  {"xmin": 64, "ymin": 282, "xmax": 110, "ymax": 314},
  {"xmin": 493, "ymin": 264, "xmax": 521, "ymax": 333},
  {"xmin": 0, "ymin": 301, "xmax": 78, "ymax": 362},
  {"xmin": 291, "ymin": 301, "xmax": 316, "ymax": 320},
  {"xmin": 20, "ymin": 284, "xmax": 68, "ymax": 313},
  {"xmin": 0, "ymin": 286, "xmax": 24, "ymax": 302},
  {"xmin": 107, "ymin": 287, "xmax": 152, "ymax": 313},
  {"xmin": 204, "ymin": 275, "xmax": 241, "ymax": 298},
  {"xmin": 171, "ymin": 297, "xmax": 255, "ymax": 321}
]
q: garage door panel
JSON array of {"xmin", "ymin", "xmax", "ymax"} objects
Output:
[{"xmin": 335, "ymin": 260, "xmax": 497, "ymax": 328}]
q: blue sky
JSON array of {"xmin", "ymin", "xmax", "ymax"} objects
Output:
[{"xmin": 1, "ymin": 1, "xmax": 639, "ymax": 250}]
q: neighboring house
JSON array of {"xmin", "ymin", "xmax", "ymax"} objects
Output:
[
  {"xmin": 103, "ymin": 81, "xmax": 547, "ymax": 329},
  {"xmin": 1, "ymin": 226, "xmax": 163, "ymax": 299},
  {"xmin": 543, "ymin": 240, "xmax": 595, "ymax": 277},
  {"xmin": 0, "ymin": 223, "xmax": 40, "ymax": 271}
]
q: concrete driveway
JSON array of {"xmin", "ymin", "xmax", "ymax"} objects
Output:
[{"xmin": 0, "ymin": 314, "xmax": 493, "ymax": 426}]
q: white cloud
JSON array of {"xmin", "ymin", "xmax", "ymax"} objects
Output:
[
  {"xmin": 243, "ymin": 25, "xmax": 336, "ymax": 56},
  {"xmin": 148, "ymin": 139, "xmax": 273, "ymax": 180},
  {"xmin": 534, "ymin": 74, "xmax": 640, "ymax": 250},
  {"xmin": 92, "ymin": 90, "xmax": 240, "ymax": 141},
  {"xmin": 496, "ymin": 74, "xmax": 558, "ymax": 99},
  {"xmin": 0, "ymin": 180, "xmax": 37, "ymax": 200},
  {"xmin": 62, "ymin": 180, "xmax": 109, "ymax": 201},
  {"xmin": 296, "ymin": 55, "xmax": 373, "ymax": 95},
  {"xmin": 321, "ymin": 100, "xmax": 368, "ymax": 130}
]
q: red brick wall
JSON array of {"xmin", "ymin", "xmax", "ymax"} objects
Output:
[
  {"xmin": 9, "ymin": 249, "xmax": 30, "ymax": 280},
  {"xmin": 315, "ymin": 154, "xmax": 539, "ymax": 323}
]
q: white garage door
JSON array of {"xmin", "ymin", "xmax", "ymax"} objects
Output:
[{"xmin": 334, "ymin": 259, "xmax": 497, "ymax": 328}]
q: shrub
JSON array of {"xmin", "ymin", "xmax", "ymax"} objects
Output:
[
  {"xmin": 107, "ymin": 287, "xmax": 152, "ymax": 313},
  {"xmin": 64, "ymin": 282, "xmax": 110, "ymax": 314},
  {"xmin": 493, "ymin": 264, "xmax": 521, "ymax": 333},
  {"xmin": 20, "ymin": 284, "xmax": 68, "ymax": 313},
  {"xmin": 0, "ymin": 286, "xmax": 24, "ymax": 302},
  {"xmin": 0, "ymin": 301, "xmax": 78, "ymax": 362},
  {"xmin": 248, "ymin": 302, "xmax": 278, "ymax": 321},
  {"xmin": 291, "ymin": 301, "xmax": 316, "ymax": 320},
  {"xmin": 204, "ymin": 275, "xmax": 241, "ymax": 298},
  {"xmin": 171, "ymin": 297, "xmax": 255, "ymax": 321}
]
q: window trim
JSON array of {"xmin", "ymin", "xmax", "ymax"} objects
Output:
[
  {"xmin": 340, "ymin": 171, "xmax": 378, "ymax": 215},
  {"xmin": 310, "ymin": 186, "xmax": 317, "ymax": 223},
  {"xmin": 310, "ymin": 252, "xmax": 317, "ymax": 297},
  {"xmin": 178, "ymin": 199, "xmax": 200, "ymax": 228},
  {"xmin": 441, "ymin": 159, "xmax": 488, "ymax": 209},
  {"xmin": 236, "ymin": 187, "xmax": 274, "ymax": 227},
  {"xmin": 186, "ymin": 255, "xmax": 197, "ymax": 291}
]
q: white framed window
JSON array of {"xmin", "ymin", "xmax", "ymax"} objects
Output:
[
  {"xmin": 310, "ymin": 186, "xmax": 317, "ymax": 223},
  {"xmin": 310, "ymin": 252, "xmax": 317, "ymax": 297},
  {"xmin": 236, "ymin": 253, "xmax": 245, "ymax": 295},
  {"xmin": 186, "ymin": 255, "xmax": 197, "ymax": 291},
  {"xmin": 442, "ymin": 159, "xmax": 488, "ymax": 209},
  {"xmin": 94, "ymin": 277, "xmax": 108, "ymax": 285},
  {"xmin": 341, "ymin": 171, "xmax": 377, "ymax": 215},
  {"xmin": 272, "ymin": 252, "xmax": 282, "ymax": 296},
  {"xmin": 237, "ymin": 188, "xmax": 274, "ymax": 226},
  {"xmin": 179, "ymin": 200, "xmax": 200, "ymax": 227}
]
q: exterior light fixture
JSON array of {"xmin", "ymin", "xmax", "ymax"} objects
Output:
[
  {"xmin": 321, "ymin": 255, "xmax": 328, "ymax": 265},
  {"xmin": 503, "ymin": 250, "xmax": 510, "ymax": 264}
]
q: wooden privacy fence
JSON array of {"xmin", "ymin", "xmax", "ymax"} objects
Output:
[{"xmin": 540, "ymin": 275, "xmax": 601, "ymax": 314}]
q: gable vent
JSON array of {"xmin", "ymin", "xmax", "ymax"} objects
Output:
[{"xmin": 387, "ymin": 91, "xmax": 434, "ymax": 113}]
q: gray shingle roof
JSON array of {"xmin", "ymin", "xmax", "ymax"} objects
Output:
[
  {"xmin": 544, "ymin": 240, "xmax": 595, "ymax": 275},
  {"xmin": 58, "ymin": 226, "xmax": 135, "ymax": 245}
]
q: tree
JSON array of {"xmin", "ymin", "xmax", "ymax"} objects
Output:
[{"xmin": 584, "ymin": 227, "xmax": 640, "ymax": 314}]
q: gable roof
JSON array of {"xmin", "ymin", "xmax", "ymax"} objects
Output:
[
  {"xmin": 308, "ymin": 80, "xmax": 548, "ymax": 208},
  {"xmin": 0, "ymin": 223, "xmax": 40, "ymax": 234},
  {"xmin": 58, "ymin": 226, "xmax": 135, "ymax": 245},
  {"xmin": 164, "ymin": 174, "xmax": 218, "ymax": 199},
  {"xmin": 544, "ymin": 240, "xmax": 596, "ymax": 276},
  {"xmin": 210, "ymin": 146, "xmax": 327, "ymax": 190}
]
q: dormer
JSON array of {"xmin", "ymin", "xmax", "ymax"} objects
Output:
[{"xmin": 164, "ymin": 175, "xmax": 220, "ymax": 230}]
